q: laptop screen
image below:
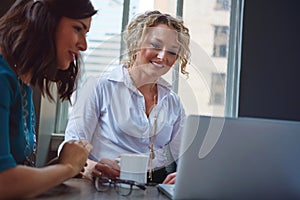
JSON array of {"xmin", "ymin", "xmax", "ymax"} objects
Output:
[{"xmin": 170, "ymin": 115, "xmax": 300, "ymax": 199}]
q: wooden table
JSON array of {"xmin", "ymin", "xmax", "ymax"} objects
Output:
[{"xmin": 31, "ymin": 178, "xmax": 169, "ymax": 200}]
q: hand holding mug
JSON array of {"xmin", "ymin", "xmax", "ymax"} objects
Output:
[{"xmin": 92, "ymin": 158, "xmax": 120, "ymax": 179}]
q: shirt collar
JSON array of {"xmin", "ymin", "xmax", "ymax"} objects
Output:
[{"xmin": 107, "ymin": 65, "xmax": 172, "ymax": 92}]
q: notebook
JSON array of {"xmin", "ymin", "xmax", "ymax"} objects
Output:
[{"xmin": 158, "ymin": 115, "xmax": 300, "ymax": 199}]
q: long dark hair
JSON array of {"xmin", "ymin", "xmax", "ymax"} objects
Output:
[{"xmin": 0, "ymin": 0, "xmax": 96, "ymax": 101}]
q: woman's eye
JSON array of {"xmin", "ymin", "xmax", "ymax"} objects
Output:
[
  {"xmin": 73, "ymin": 26, "xmax": 82, "ymax": 32},
  {"xmin": 168, "ymin": 51, "xmax": 177, "ymax": 56},
  {"xmin": 151, "ymin": 43, "xmax": 161, "ymax": 49}
]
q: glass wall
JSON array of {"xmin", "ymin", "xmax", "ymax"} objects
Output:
[
  {"xmin": 61, "ymin": 0, "xmax": 235, "ymax": 130},
  {"xmin": 77, "ymin": 0, "xmax": 231, "ymax": 117},
  {"xmin": 35, "ymin": 0, "xmax": 242, "ymax": 165},
  {"xmin": 180, "ymin": 0, "xmax": 231, "ymax": 116}
]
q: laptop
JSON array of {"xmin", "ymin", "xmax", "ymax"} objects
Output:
[{"xmin": 158, "ymin": 115, "xmax": 300, "ymax": 199}]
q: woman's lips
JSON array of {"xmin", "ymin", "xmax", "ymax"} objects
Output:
[
  {"xmin": 69, "ymin": 51, "xmax": 76, "ymax": 62},
  {"xmin": 151, "ymin": 61, "xmax": 164, "ymax": 68}
]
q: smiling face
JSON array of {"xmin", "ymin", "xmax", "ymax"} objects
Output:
[
  {"xmin": 55, "ymin": 16, "xmax": 91, "ymax": 70},
  {"xmin": 133, "ymin": 24, "xmax": 180, "ymax": 78}
]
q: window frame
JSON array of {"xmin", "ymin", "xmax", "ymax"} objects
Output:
[{"xmin": 224, "ymin": 0, "xmax": 245, "ymax": 117}]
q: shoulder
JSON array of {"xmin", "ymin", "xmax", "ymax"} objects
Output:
[
  {"xmin": 0, "ymin": 70, "xmax": 18, "ymax": 90},
  {"xmin": 158, "ymin": 79, "xmax": 181, "ymax": 102},
  {"xmin": 74, "ymin": 66, "xmax": 124, "ymax": 103},
  {"xmin": 0, "ymin": 57, "xmax": 19, "ymax": 101},
  {"xmin": 94, "ymin": 65, "xmax": 126, "ymax": 89},
  {"xmin": 166, "ymin": 91, "xmax": 183, "ymax": 108}
]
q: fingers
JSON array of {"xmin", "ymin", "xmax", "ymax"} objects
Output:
[
  {"xmin": 58, "ymin": 140, "xmax": 93, "ymax": 177},
  {"xmin": 62, "ymin": 140, "xmax": 93, "ymax": 155},
  {"xmin": 84, "ymin": 143, "xmax": 93, "ymax": 152},
  {"xmin": 163, "ymin": 172, "xmax": 176, "ymax": 184},
  {"xmin": 93, "ymin": 158, "xmax": 120, "ymax": 179},
  {"xmin": 73, "ymin": 172, "xmax": 84, "ymax": 178},
  {"xmin": 76, "ymin": 140, "xmax": 93, "ymax": 152},
  {"xmin": 94, "ymin": 163, "xmax": 120, "ymax": 178},
  {"xmin": 80, "ymin": 159, "xmax": 97, "ymax": 180},
  {"xmin": 100, "ymin": 158, "xmax": 120, "ymax": 170}
]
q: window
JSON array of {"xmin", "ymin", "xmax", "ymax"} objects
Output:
[
  {"xmin": 29, "ymin": 0, "xmax": 246, "ymax": 167},
  {"xmin": 35, "ymin": 0, "xmax": 244, "ymax": 165},
  {"xmin": 78, "ymin": 0, "xmax": 233, "ymax": 118},
  {"xmin": 51, "ymin": 0, "xmax": 243, "ymax": 133},
  {"xmin": 82, "ymin": 0, "xmax": 123, "ymax": 78},
  {"xmin": 210, "ymin": 73, "xmax": 226, "ymax": 105},
  {"xmin": 181, "ymin": 1, "xmax": 231, "ymax": 116},
  {"xmin": 213, "ymin": 25, "xmax": 229, "ymax": 57},
  {"xmin": 215, "ymin": 0, "xmax": 231, "ymax": 11}
]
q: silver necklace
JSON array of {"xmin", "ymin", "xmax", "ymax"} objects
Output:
[
  {"xmin": 19, "ymin": 80, "xmax": 37, "ymax": 167},
  {"xmin": 148, "ymin": 94, "xmax": 157, "ymax": 181},
  {"xmin": 128, "ymin": 68, "xmax": 158, "ymax": 180}
]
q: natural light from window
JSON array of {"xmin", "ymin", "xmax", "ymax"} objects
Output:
[{"xmin": 72, "ymin": 0, "xmax": 232, "ymax": 119}]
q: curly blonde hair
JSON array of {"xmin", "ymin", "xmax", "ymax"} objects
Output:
[{"xmin": 122, "ymin": 10, "xmax": 190, "ymax": 75}]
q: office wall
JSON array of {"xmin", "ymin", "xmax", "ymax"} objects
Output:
[{"xmin": 239, "ymin": 0, "xmax": 300, "ymax": 121}]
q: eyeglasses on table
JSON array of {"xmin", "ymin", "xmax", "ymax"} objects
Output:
[{"xmin": 93, "ymin": 176, "xmax": 147, "ymax": 196}]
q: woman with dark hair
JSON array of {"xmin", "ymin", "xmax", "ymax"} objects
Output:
[{"xmin": 0, "ymin": 0, "xmax": 97, "ymax": 198}]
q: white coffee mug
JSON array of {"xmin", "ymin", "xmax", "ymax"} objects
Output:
[{"xmin": 119, "ymin": 153, "xmax": 149, "ymax": 184}]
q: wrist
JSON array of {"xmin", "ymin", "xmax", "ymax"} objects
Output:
[{"xmin": 59, "ymin": 163, "xmax": 79, "ymax": 178}]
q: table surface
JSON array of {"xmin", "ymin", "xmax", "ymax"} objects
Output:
[{"xmin": 31, "ymin": 178, "xmax": 169, "ymax": 200}]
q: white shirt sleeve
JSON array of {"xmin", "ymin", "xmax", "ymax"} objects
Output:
[
  {"xmin": 58, "ymin": 76, "xmax": 99, "ymax": 155},
  {"xmin": 169, "ymin": 102, "xmax": 186, "ymax": 163}
]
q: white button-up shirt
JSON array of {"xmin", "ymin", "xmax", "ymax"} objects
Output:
[{"xmin": 62, "ymin": 65, "xmax": 185, "ymax": 169}]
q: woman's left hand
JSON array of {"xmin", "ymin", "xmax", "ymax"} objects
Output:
[{"xmin": 163, "ymin": 172, "xmax": 176, "ymax": 184}]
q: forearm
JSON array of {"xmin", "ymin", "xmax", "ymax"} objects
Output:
[{"xmin": 0, "ymin": 164, "xmax": 75, "ymax": 199}]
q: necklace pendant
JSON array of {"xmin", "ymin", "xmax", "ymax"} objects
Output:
[
  {"xmin": 149, "ymin": 144, "xmax": 155, "ymax": 159},
  {"xmin": 150, "ymin": 150, "xmax": 155, "ymax": 159}
]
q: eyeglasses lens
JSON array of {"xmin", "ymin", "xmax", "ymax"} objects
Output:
[
  {"xmin": 95, "ymin": 177, "xmax": 110, "ymax": 192},
  {"xmin": 115, "ymin": 183, "xmax": 133, "ymax": 196}
]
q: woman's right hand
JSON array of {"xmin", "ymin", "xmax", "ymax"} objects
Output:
[
  {"xmin": 92, "ymin": 158, "xmax": 120, "ymax": 179},
  {"xmin": 58, "ymin": 140, "xmax": 92, "ymax": 177}
]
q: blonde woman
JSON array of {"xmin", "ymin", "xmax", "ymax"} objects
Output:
[{"xmin": 62, "ymin": 10, "xmax": 190, "ymax": 184}]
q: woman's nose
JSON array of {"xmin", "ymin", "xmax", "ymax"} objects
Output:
[
  {"xmin": 157, "ymin": 49, "xmax": 166, "ymax": 60},
  {"xmin": 78, "ymin": 36, "xmax": 87, "ymax": 51}
]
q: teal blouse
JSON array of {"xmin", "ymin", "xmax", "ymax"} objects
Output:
[{"xmin": 0, "ymin": 54, "xmax": 35, "ymax": 172}]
